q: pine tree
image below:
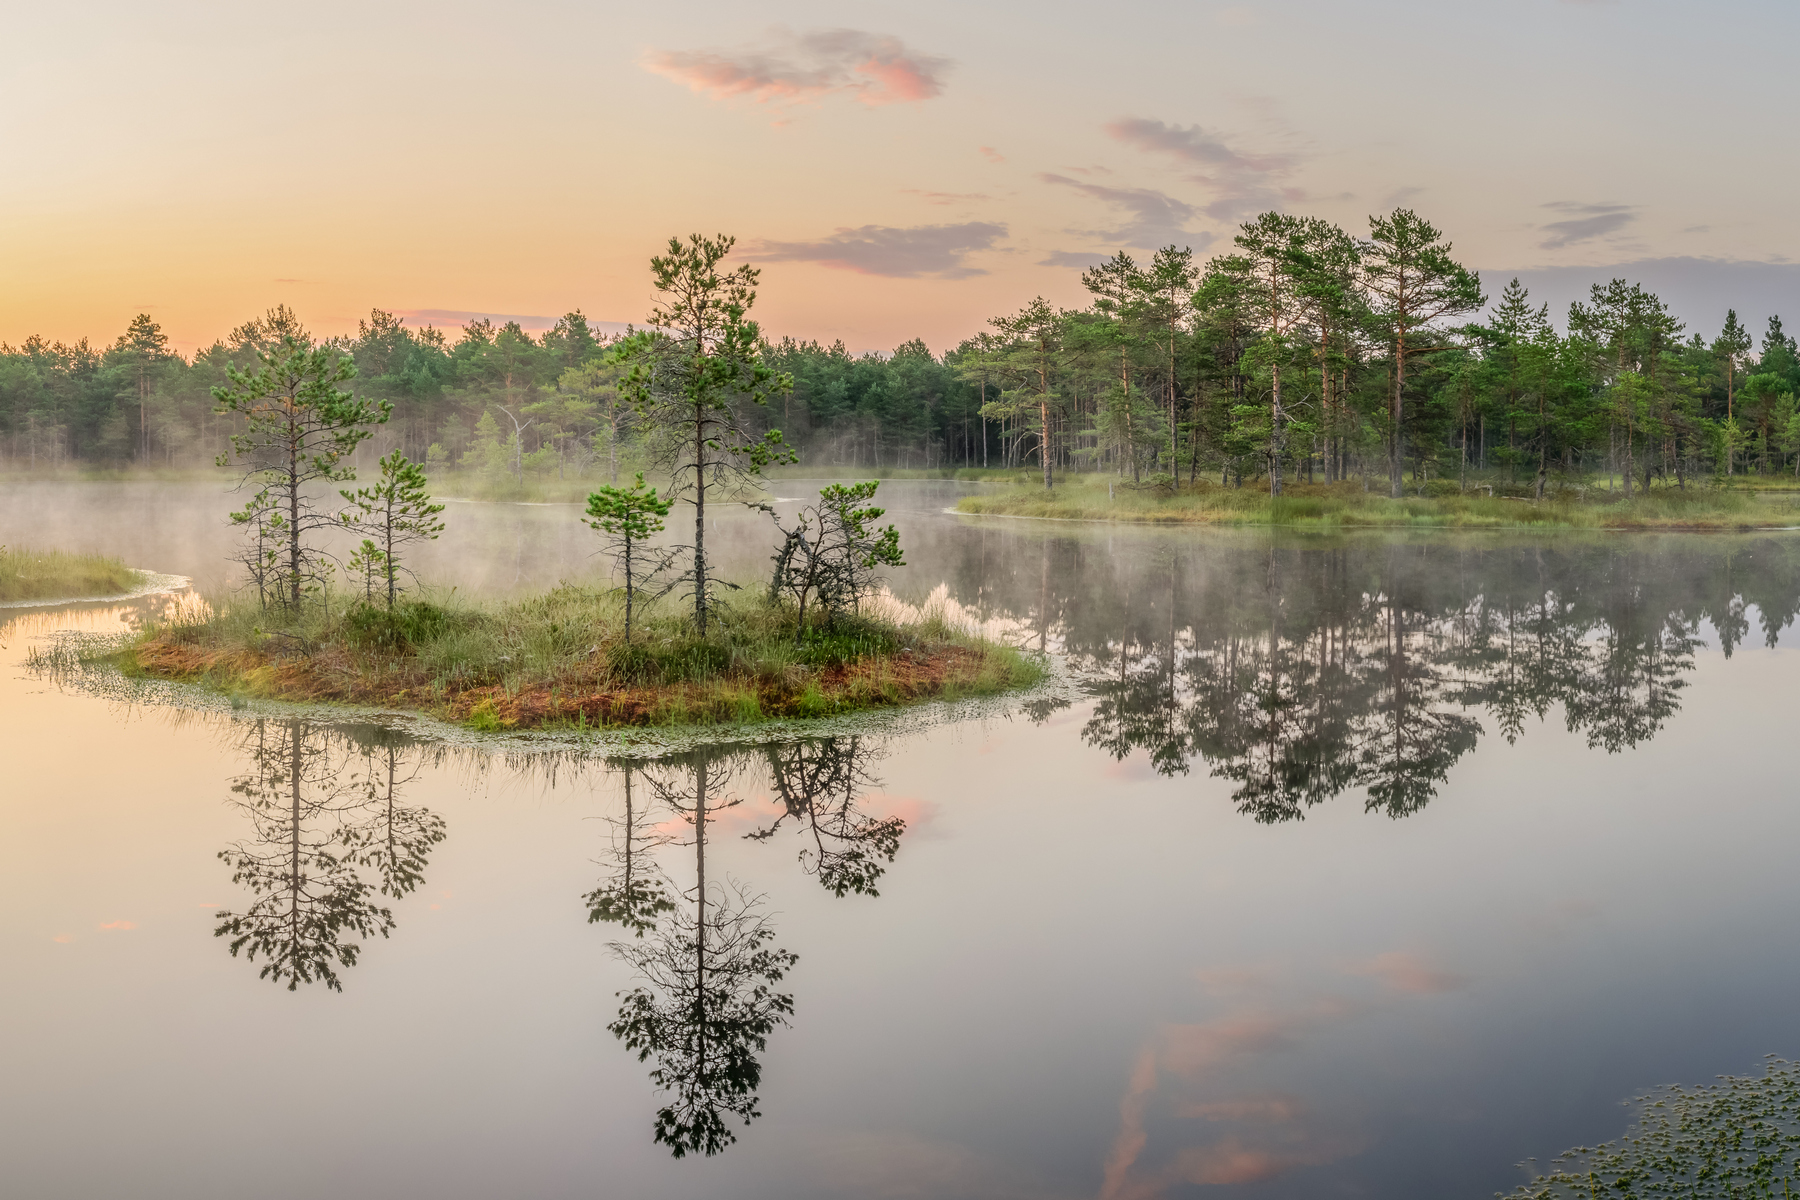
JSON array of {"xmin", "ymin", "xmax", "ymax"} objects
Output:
[
  {"xmin": 1361, "ymin": 210, "xmax": 1485, "ymax": 498},
  {"xmin": 339, "ymin": 451, "xmax": 446, "ymax": 609},
  {"xmin": 215, "ymin": 334, "xmax": 388, "ymax": 612},
  {"xmin": 626, "ymin": 235, "xmax": 792, "ymax": 634},
  {"xmin": 116, "ymin": 314, "xmax": 170, "ymax": 461},
  {"xmin": 585, "ymin": 474, "xmax": 674, "ymax": 643}
]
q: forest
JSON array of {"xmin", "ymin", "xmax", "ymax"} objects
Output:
[{"xmin": 4, "ymin": 207, "xmax": 1797, "ymax": 497}]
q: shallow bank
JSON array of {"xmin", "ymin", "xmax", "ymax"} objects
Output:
[{"xmin": 955, "ymin": 478, "xmax": 1800, "ymax": 530}]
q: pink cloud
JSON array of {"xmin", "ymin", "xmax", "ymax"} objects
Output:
[
  {"xmin": 1178, "ymin": 1096, "xmax": 1303, "ymax": 1123},
  {"xmin": 644, "ymin": 30, "xmax": 949, "ymax": 108},
  {"xmin": 1349, "ymin": 951, "xmax": 1469, "ymax": 995},
  {"xmin": 979, "ymin": 145, "xmax": 1006, "ymax": 164},
  {"xmin": 1162, "ymin": 1013, "xmax": 1299, "ymax": 1073},
  {"xmin": 99, "ymin": 920, "xmax": 136, "ymax": 930}
]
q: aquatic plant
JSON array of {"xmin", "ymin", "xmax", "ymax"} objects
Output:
[{"xmin": 1505, "ymin": 1057, "xmax": 1800, "ymax": 1199}]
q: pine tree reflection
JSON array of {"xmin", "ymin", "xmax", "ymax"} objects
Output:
[
  {"xmin": 585, "ymin": 762, "xmax": 677, "ymax": 936},
  {"xmin": 751, "ymin": 737, "xmax": 903, "ymax": 897},
  {"xmin": 937, "ymin": 535, "xmax": 1795, "ymax": 821},
  {"xmin": 214, "ymin": 719, "xmax": 444, "ymax": 991},
  {"xmin": 601, "ymin": 749, "xmax": 799, "ymax": 1159}
]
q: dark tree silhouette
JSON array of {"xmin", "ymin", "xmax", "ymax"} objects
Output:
[
  {"xmin": 751, "ymin": 736, "xmax": 904, "ymax": 897},
  {"xmin": 214, "ymin": 719, "xmax": 444, "ymax": 991},
  {"xmin": 603, "ymin": 750, "xmax": 798, "ymax": 1158}
]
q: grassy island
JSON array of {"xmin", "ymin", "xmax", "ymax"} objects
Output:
[
  {"xmin": 123, "ymin": 588, "xmax": 1043, "ymax": 730},
  {"xmin": 956, "ymin": 476, "xmax": 1800, "ymax": 530},
  {"xmin": 0, "ymin": 544, "xmax": 146, "ymax": 603}
]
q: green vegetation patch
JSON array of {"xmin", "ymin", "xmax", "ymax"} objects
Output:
[
  {"xmin": 130, "ymin": 587, "xmax": 1043, "ymax": 731},
  {"xmin": 0, "ymin": 544, "xmax": 145, "ymax": 603},
  {"xmin": 955, "ymin": 477, "xmax": 1800, "ymax": 531},
  {"xmin": 1507, "ymin": 1057, "xmax": 1800, "ymax": 1198}
]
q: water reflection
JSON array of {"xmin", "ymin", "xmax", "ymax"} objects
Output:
[
  {"xmin": 598, "ymin": 750, "xmax": 798, "ymax": 1159},
  {"xmin": 215, "ymin": 719, "xmax": 446, "ymax": 991},
  {"xmin": 590, "ymin": 738, "xmax": 905, "ymax": 1157},
  {"xmin": 954, "ymin": 536, "xmax": 1799, "ymax": 820},
  {"xmin": 752, "ymin": 737, "xmax": 902, "ymax": 897}
]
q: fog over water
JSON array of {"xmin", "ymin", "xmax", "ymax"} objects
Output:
[{"xmin": 6, "ymin": 479, "xmax": 1800, "ymax": 1199}]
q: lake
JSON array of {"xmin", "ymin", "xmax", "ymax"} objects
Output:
[{"xmin": 5, "ymin": 479, "xmax": 1799, "ymax": 1199}]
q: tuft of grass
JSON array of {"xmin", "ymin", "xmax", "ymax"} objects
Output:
[
  {"xmin": 955, "ymin": 475, "xmax": 1800, "ymax": 530},
  {"xmin": 125, "ymin": 586, "xmax": 1046, "ymax": 730},
  {"xmin": 0, "ymin": 544, "xmax": 145, "ymax": 602}
]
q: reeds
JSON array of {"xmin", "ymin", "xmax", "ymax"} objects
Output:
[{"xmin": 0, "ymin": 544, "xmax": 144, "ymax": 602}]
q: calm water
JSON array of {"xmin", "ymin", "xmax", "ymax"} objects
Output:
[{"xmin": 5, "ymin": 480, "xmax": 1800, "ymax": 1199}]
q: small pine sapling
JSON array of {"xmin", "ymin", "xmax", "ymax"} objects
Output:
[
  {"xmin": 585, "ymin": 474, "xmax": 675, "ymax": 643},
  {"xmin": 344, "ymin": 539, "xmax": 387, "ymax": 604},
  {"xmin": 339, "ymin": 452, "xmax": 446, "ymax": 609}
]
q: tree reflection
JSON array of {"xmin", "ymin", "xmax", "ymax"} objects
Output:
[
  {"xmin": 585, "ymin": 762, "xmax": 676, "ymax": 936},
  {"xmin": 214, "ymin": 719, "xmax": 444, "ymax": 991},
  {"xmin": 928, "ymin": 535, "xmax": 1800, "ymax": 821},
  {"xmin": 751, "ymin": 737, "xmax": 903, "ymax": 897},
  {"xmin": 600, "ymin": 750, "xmax": 799, "ymax": 1158},
  {"xmin": 592, "ymin": 736, "xmax": 903, "ymax": 1156}
]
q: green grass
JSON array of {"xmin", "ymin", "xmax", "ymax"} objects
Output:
[
  {"xmin": 131, "ymin": 585, "xmax": 1045, "ymax": 730},
  {"xmin": 0, "ymin": 544, "xmax": 145, "ymax": 602},
  {"xmin": 954, "ymin": 474, "xmax": 1800, "ymax": 530}
]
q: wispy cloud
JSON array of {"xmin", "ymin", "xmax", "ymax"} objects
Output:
[
  {"xmin": 644, "ymin": 29, "xmax": 949, "ymax": 107},
  {"xmin": 978, "ymin": 145, "xmax": 1006, "ymax": 164},
  {"xmin": 1040, "ymin": 173, "xmax": 1210, "ymax": 251},
  {"xmin": 1105, "ymin": 117, "xmax": 1295, "ymax": 220},
  {"xmin": 1539, "ymin": 201, "xmax": 1637, "ymax": 249},
  {"xmin": 749, "ymin": 222, "xmax": 1006, "ymax": 278},
  {"xmin": 1347, "ymin": 951, "xmax": 1468, "ymax": 995},
  {"xmin": 901, "ymin": 189, "xmax": 991, "ymax": 205}
]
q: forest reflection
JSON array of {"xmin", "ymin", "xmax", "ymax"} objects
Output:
[
  {"xmin": 214, "ymin": 718, "xmax": 446, "ymax": 990},
  {"xmin": 942, "ymin": 531, "xmax": 1800, "ymax": 820},
  {"xmin": 588, "ymin": 737, "xmax": 900, "ymax": 1158}
]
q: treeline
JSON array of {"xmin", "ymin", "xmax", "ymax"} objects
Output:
[{"xmin": 6, "ymin": 207, "xmax": 1798, "ymax": 494}]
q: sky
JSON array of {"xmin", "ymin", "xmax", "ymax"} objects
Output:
[{"xmin": 5, "ymin": 0, "xmax": 1798, "ymax": 357}]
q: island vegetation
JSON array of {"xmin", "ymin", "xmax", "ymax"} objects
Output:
[
  {"xmin": 120, "ymin": 234, "xmax": 1041, "ymax": 729},
  {"xmin": 0, "ymin": 544, "xmax": 145, "ymax": 603}
]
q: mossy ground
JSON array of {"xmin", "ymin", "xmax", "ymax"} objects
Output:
[
  {"xmin": 955, "ymin": 475, "xmax": 1800, "ymax": 530},
  {"xmin": 124, "ymin": 587, "xmax": 1044, "ymax": 730},
  {"xmin": 0, "ymin": 544, "xmax": 145, "ymax": 602}
]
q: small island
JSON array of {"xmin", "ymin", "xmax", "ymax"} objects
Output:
[{"xmin": 127, "ymin": 588, "xmax": 1037, "ymax": 730}]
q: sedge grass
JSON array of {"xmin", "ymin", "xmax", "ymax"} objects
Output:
[{"xmin": 0, "ymin": 544, "xmax": 145, "ymax": 602}]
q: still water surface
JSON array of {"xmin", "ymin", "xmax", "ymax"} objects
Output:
[{"xmin": 4, "ymin": 480, "xmax": 1800, "ymax": 1199}]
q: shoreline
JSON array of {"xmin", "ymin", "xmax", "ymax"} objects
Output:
[{"xmin": 953, "ymin": 483, "xmax": 1800, "ymax": 532}]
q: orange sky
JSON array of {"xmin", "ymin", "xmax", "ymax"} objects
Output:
[{"xmin": 7, "ymin": 1, "xmax": 1799, "ymax": 356}]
